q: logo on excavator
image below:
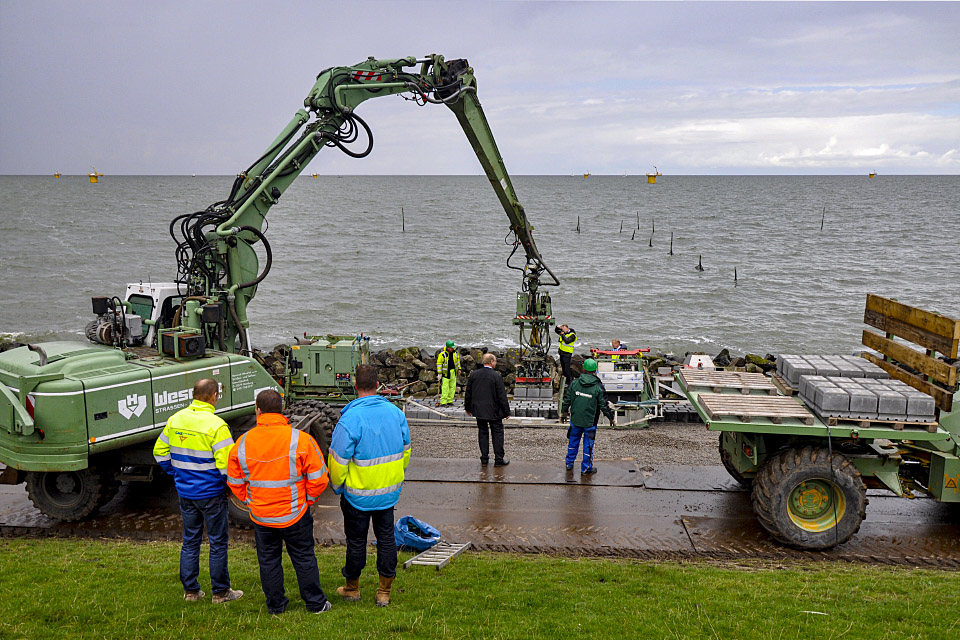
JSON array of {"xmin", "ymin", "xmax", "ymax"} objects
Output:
[
  {"xmin": 118, "ymin": 394, "xmax": 147, "ymax": 420},
  {"xmin": 352, "ymin": 70, "xmax": 383, "ymax": 81}
]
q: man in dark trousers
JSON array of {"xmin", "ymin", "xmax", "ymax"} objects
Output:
[
  {"xmin": 465, "ymin": 353, "xmax": 511, "ymax": 467},
  {"xmin": 561, "ymin": 358, "xmax": 615, "ymax": 475},
  {"xmin": 554, "ymin": 324, "xmax": 577, "ymax": 385}
]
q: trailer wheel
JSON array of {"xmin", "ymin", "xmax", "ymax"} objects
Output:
[
  {"xmin": 752, "ymin": 446, "xmax": 867, "ymax": 550},
  {"xmin": 718, "ymin": 433, "xmax": 751, "ymax": 487},
  {"xmin": 227, "ymin": 493, "xmax": 254, "ymax": 528},
  {"xmin": 25, "ymin": 466, "xmax": 119, "ymax": 521}
]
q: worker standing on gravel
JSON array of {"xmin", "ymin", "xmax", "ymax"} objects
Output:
[
  {"xmin": 153, "ymin": 378, "xmax": 243, "ymax": 604},
  {"xmin": 329, "ymin": 364, "xmax": 411, "ymax": 607},
  {"xmin": 560, "ymin": 359, "xmax": 614, "ymax": 475},
  {"xmin": 554, "ymin": 324, "xmax": 577, "ymax": 385},
  {"xmin": 436, "ymin": 340, "xmax": 461, "ymax": 406},
  {"xmin": 226, "ymin": 389, "xmax": 331, "ymax": 615}
]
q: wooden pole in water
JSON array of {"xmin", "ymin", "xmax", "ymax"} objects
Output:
[
  {"xmin": 401, "ymin": 207, "xmax": 405, "ymax": 232},
  {"xmin": 619, "ymin": 221, "xmax": 623, "ymax": 233},
  {"xmin": 636, "ymin": 211, "xmax": 640, "ymax": 229},
  {"xmin": 631, "ymin": 228, "xmax": 636, "ymax": 241},
  {"xmin": 652, "ymin": 219, "xmax": 655, "ymax": 234},
  {"xmin": 576, "ymin": 216, "xmax": 581, "ymax": 233},
  {"xmin": 648, "ymin": 235, "xmax": 653, "ymax": 247},
  {"xmin": 669, "ymin": 232, "xmax": 674, "ymax": 255},
  {"xmin": 734, "ymin": 267, "xmax": 738, "ymax": 283},
  {"xmin": 820, "ymin": 207, "xmax": 825, "ymax": 231}
]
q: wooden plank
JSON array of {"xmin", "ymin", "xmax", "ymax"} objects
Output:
[
  {"xmin": 862, "ymin": 330, "xmax": 958, "ymax": 387},
  {"xmin": 698, "ymin": 394, "xmax": 815, "ymax": 425},
  {"xmin": 771, "ymin": 373, "xmax": 797, "ymax": 396},
  {"xmin": 861, "ymin": 351, "xmax": 954, "ymax": 412},
  {"xmin": 864, "ymin": 294, "xmax": 960, "ymax": 358}
]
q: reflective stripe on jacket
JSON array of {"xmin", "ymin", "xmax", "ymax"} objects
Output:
[
  {"xmin": 226, "ymin": 413, "xmax": 328, "ymax": 528},
  {"xmin": 436, "ymin": 349, "xmax": 461, "ymax": 377},
  {"xmin": 153, "ymin": 400, "xmax": 234, "ymax": 500},
  {"xmin": 558, "ymin": 330, "xmax": 577, "ymax": 354},
  {"xmin": 329, "ymin": 395, "xmax": 411, "ymax": 511}
]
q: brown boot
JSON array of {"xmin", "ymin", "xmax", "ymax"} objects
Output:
[
  {"xmin": 375, "ymin": 575, "xmax": 394, "ymax": 607},
  {"xmin": 336, "ymin": 578, "xmax": 361, "ymax": 602}
]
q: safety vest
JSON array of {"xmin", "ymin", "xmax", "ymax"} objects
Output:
[
  {"xmin": 329, "ymin": 395, "xmax": 411, "ymax": 511},
  {"xmin": 437, "ymin": 349, "xmax": 461, "ymax": 377},
  {"xmin": 558, "ymin": 329, "xmax": 577, "ymax": 354},
  {"xmin": 226, "ymin": 413, "xmax": 328, "ymax": 528},
  {"xmin": 153, "ymin": 400, "xmax": 233, "ymax": 500}
]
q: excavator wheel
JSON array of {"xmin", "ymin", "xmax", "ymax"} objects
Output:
[
  {"xmin": 25, "ymin": 465, "xmax": 119, "ymax": 521},
  {"xmin": 751, "ymin": 446, "xmax": 867, "ymax": 550},
  {"xmin": 226, "ymin": 401, "xmax": 339, "ymax": 528},
  {"xmin": 718, "ymin": 432, "xmax": 752, "ymax": 487}
]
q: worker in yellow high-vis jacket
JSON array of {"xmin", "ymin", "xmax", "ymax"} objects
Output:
[{"xmin": 436, "ymin": 340, "xmax": 461, "ymax": 406}]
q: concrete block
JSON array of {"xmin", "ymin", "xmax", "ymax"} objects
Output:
[
  {"xmin": 513, "ymin": 387, "xmax": 528, "ymax": 399},
  {"xmin": 859, "ymin": 361, "xmax": 889, "ymax": 379},
  {"xmin": 833, "ymin": 360, "xmax": 864, "ymax": 378},
  {"xmin": 812, "ymin": 361, "xmax": 841, "ymax": 378},
  {"xmin": 817, "ymin": 387, "xmax": 850, "ymax": 413},
  {"xmin": 903, "ymin": 391, "xmax": 936, "ymax": 419},
  {"xmin": 847, "ymin": 388, "xmax": 879, "ymax": 419},
  {"xmin": 876, "ymin": 390, "xmax": 907, "ymax": 419},
  {"xmin": 785, "ymin": 360, "xmax": 817, "ymax": 386},
  {"xmin": 799, "ymin": 375, "xmax": 829, "ymax": 400}
]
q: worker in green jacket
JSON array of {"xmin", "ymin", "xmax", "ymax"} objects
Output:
[
  {"xmin": 560, "ymin": 358, "xmax": 614, "ymax": 474},
  {"xmin": 436, "ymin": 340, "xmax": 461, "ymax": 406}
]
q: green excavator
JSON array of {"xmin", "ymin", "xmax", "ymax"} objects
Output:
[{"xmin": 0, "ymin": 55, "xmax": 559, "ymax": 522}]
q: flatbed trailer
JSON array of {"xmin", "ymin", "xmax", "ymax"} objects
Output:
[{"xmin": 680, "ymin": 295, "xmax": 960, "ymax": 550}]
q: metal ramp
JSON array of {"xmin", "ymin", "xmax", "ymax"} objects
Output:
[{"xmin": 403, "ymin": 541, "xmax": 472, "ymax": 571}]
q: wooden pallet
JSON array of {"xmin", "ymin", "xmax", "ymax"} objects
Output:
[
  {"xmin": 770, "ymin": 372, "xmax": 797, "ymax": 396},
  {"xmin": 823, "ymin": 416, "xmax": 939, "ymax": 433},
  {"xmin": 403, "ymin": 541, "xmax": 472, "ymax": 571},
  {"xmin": 698, "ymin": 393, "xmax": 815, "ymax": 425},
  {"xmin": 679, "ymin": 370, "xmax": 778, "ymax": 395}
]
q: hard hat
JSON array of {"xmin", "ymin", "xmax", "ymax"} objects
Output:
[
  {"xmin": 583, "ymin": 358, "xmax": 598, "ymax": 372},
  {"xmin": 446, "ymin": 340, "xmax": 455, "ymax": 348}
]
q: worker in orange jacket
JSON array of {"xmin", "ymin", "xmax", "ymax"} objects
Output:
[{"xmin": 227, "ymin": 389, "xmax": 332, "ymax": 615}]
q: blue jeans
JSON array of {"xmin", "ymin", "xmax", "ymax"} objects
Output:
[
  {"xmin": 179, "ymin": 492, "xmax": 231, "ymax": 594},
  {"xmin": 565, "ymin": 424, "xmax": 597, "ymax": 472}
]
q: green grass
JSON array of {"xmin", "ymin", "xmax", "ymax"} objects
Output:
[{"xmin": 0, "ymin": 539, "xmax": 957, "ymax": 639}]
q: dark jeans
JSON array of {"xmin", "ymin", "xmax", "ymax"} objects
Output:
[
  {"xmin": 253, "ymin": 509, "xmax": 327, "ymax": 614},
  {"xmin": 559, "ymin": 352, "xmax": 573, "ymax": 384},
  {"xmin": 477, "ymin": 418, "xmax": 505, "ymax": 463},
  {"xmin": 340, "ymin": 495, "xmax": 397, "ymax": 579},
  {"xmin": 179, "ymin": 492, "xmax": 230, "ymax": 594}
]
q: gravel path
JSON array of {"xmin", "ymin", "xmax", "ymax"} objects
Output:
[{"xmin": 409, "ymin": 421, "xmax": 719, "ymax": 467}]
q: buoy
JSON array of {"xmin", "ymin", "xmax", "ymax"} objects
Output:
[
  {"xmin": 88, "ymin": 167, "xmax": 101, "ymax": 183},
  {"xmin": 646, "ymin": 166, "xmax": 662, "ymax": 184},
  {"xmin": 868, "ymin": 171, "xmax": 877, "ymax": 179},
  {"xmin": 54, "ymin": 172, "xmax": 61, "ymax": 179},
  {"xmin": 584, "ymin": 172, "xmax": 591, "ymax": 179},
  {"xmin": 312, "ymin": 173, "xmax": 318, "ymax": 179}
]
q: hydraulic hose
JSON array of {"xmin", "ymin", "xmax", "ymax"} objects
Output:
[
  {"xmin": 233, "ymin": 226, "xmax": 272, "ymax": 291},
  {"xmin": 228, "ymin": 295, "xmax": 249, "ymax": 355}
]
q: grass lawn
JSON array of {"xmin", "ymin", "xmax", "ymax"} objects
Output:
[{"xmin": 0, "ymin": 538, "xmax": 957, "ymax": 639}]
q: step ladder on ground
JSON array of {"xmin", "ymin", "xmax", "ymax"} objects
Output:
[{"xmin": 403, "ymin": 541, "xmax": 472, "ymax": 571}]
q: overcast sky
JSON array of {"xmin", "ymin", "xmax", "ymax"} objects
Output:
[{"xmin": 1, "ymin": 1, "xmax": 958, "ymax": 175}]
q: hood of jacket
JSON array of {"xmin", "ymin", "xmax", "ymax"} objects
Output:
[{"xmin": 340, "ymin": 394, "xmax": 390, "ymax": 417}]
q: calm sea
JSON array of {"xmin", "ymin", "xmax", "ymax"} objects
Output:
[{"xmin": 1, "ymin": 175, "xmax": 958, "ymax": 357}]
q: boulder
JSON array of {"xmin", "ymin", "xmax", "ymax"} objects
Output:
[
  {"xmin": 426, "ymin": 383, "xmax": 439, "ymax": 395},
  {"xmin": 470, "ymin": 348, "xmax": 484, "ymax": 363},
  {"xmin": 419, "ymin": 348, "xmax": 433, "ymax": 361},
  {"xmin": 461, "ymin": 354, "xmax": 477, "ymax": 373},
  {"xmin": 378, "ymin": 368, "xmax": 397, "ymax": 383},
  {"xmin": 418, "ymin": 370, "xmax": 437, "ymax": 384},
  {"xmin": 396, "ymin": 363, "xmax": 418, "ymax": 379},
  {"xmin": 412, "ymin": 358, "xmax": 428, "ymax": 370},
  {"xmin": 713, "ymin": 349, "xmax": 731, "ymax": 367},
  {"xmin": 745, "ymin": 354, "xmax": 776, "ymax": 372},
  {"xmin": 764, "ymin": 353, "xmax": 778, "ymax": 363},
  {"xmin": 730, "ymin": 357, "xmax": 746, "ymax": 368},
  {"xmin": 407, "ymin": 381, "xmax": 428, "ymax": 394},
  {"xmin": 745, "ymin": 363, "xmax": 764, "ymax": 374}
]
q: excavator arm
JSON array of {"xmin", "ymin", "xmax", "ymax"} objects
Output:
[{"xmin": 171, "ymin": 54, "xmax": 557, "ymax": 376}]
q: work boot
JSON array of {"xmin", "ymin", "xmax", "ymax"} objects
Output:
[
  {"xmin": 337, "ymin": 578, "xmax": 361, "ymax": 602},
  {"xmin": 494, "ymin": 459, "xmax": 510, "ymax": 467},
  {"xmin": 211, "ymin": 589, "xmax": 243, "ymax": 604},
  {"xmin": 183, "ymin": 590, "xmax": 205, "ymax": 602},
  {"xmin": 376, "ymin": 575, "xmax": 394, "ymax": 607}
]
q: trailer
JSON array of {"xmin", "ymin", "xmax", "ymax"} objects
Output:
[{"xmin": 679, "ymin": 295, "xmax": 959, "ymax": 550}]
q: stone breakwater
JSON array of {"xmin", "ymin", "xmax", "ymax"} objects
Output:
[{"xmin": 366, "ymin": 345, "xmax": 781, "ymax": 399}]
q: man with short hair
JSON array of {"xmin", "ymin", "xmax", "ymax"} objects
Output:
[
  {"xmin": 465, "ymin": 353, "xmax": 511, "ymax": 466},
  {"xmin": 561, "ymin": 358, "xmax": 615, "ymax": 475},
  {"xmin": 227, "ymin": 389, "xmax": 331, "ymax": 615},
  {"xmin": 436, "ymin": 340, "xmax": 461, "ymax": 406},
  {"xmin": 153, "ymin": 378, "xmax": 243, "ymax": 604},
  {"xmin": 329, "ymin": 364, "xmax": 411, "ymax": 607}
]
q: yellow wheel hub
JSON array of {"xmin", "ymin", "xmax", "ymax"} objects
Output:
[{"xmin": 787, "ymin": 479, "xmax": 846, "ymax": 532}]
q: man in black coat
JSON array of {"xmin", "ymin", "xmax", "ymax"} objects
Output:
[{"xmin": 464, "ymin": 353, "xmax": 511, "ymax": 467}]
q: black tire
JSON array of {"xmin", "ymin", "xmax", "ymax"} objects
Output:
[
  {"xmin": 751, "ymin": 446, "xmax": 867, "ymax": 550},
  {"xmin": 227, "ymin": 492, "xmax": 254, "ymax": 528},
  {"xmin": 283, "ymin": 400, "xmax": 338, "ymax": 460},
  {"xmin": 719, "ymin": 432, "xmax": 752, "ymax": 487},
  {"xmin": 25, "ymin": 466, "xmax": 119, "ymax": 521}
]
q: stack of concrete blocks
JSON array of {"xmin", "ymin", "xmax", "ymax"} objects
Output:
[
  {"xmin": 776, "ymin": 354, "xmax": 888, "ymax": 387},
  {"xmin": 798, "ymin": 375, "xmax": 936, "ymax": 423},
  {"xmin": 403, "ymin": 399, "xmax": 469, "ymax": 420},
  {"xmin": 512, "ymin": 386, "xmax": 557, "ymax": 418}
]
